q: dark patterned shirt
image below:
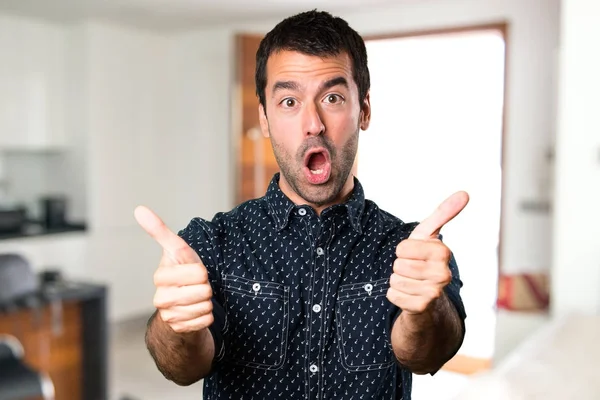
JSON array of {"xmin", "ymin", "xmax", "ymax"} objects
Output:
[{"xmin": 178, "ymin": 173, "xmax": 466, "ymax": 400}]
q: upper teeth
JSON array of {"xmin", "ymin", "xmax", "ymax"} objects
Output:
[{"xmin": 310, "ymin": 169, "xmax": 323, "ymax": 174}]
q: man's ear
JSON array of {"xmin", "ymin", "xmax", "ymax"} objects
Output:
[
  {"xmin": 360, "ymin": 91, "xmax": 371, "ymax": 131},
  {"xmin": 258, "ymin": 104, "xmax": 270, "ymax": 138}
]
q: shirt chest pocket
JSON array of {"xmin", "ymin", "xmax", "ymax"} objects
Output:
[
  {"xmin": 335, "ymin": 278, "xmax": 395, "ymax": 372},
  {"xmin": 222, "ymin": 274, "xmax": 290, "ymax": 370}
]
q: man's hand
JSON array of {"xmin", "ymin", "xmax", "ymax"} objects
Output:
[
  {"xmin": 387, "ymin": 191, "xmax": 469, "ymax": 314},
  {"xmin": 135, "ymin": 206, "xmax": 214, "ymax": 333}
]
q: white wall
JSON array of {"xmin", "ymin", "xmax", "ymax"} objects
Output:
[
  {"xmin": 165, "ymin": 27, "xmax": 234, "ymax": 229},
  {"xmin": 76, "ymin": 22, "xmax": 170, "ymax": 320},
  {"xmin": 552, "ymin": 0, "xmax": 600, "ymax": 316},
  {"xmin": 71, "ymin": 22, "xmax": 233, "ymax": 321}
]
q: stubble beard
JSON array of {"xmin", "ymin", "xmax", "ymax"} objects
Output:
[{"xmin": 269, "ymin": 125, "xmax": 359, "ymax": 207}]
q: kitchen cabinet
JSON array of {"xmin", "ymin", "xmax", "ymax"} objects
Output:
[
  {"xmin": 0, "ymin": 282, "xmax": 108, "ymax": 400},
  {"xmin": 0, "ymin": 16, "xmax": 68, "ymax": 151},
  {"xmin": 0, "ymin": 232, "xmax": 88, "ymax": 280}
]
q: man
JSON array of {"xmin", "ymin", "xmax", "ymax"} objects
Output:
[{"xmin": 135, "ymin": 9, "xmax": 468, "ymax": 400}]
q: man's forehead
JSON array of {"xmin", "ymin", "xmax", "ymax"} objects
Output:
[{"xmin": 265, "ymin": 50, "xmax": 353, "ymax": 80}]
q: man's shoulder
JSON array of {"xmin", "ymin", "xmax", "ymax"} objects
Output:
[
  {"xmin": 367, "ymin": 199, "xmax": 403, "ymax": 224},
  {"xmin": 364, "ymin": 198, "xmax": 419, "ymax": 235},
  {"xmin": 179, "ymin": 197, "xmax": 269, "ymax": 236}
]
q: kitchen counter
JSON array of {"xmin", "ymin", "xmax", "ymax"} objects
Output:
[
  {"xmin": 0, "ymin": 280, "xmax": 108, "ymax": 400},
  {"xmin": 455, "ymin": 313, "xmax": 600, "ymax": 399},
  {"xmin": 0, "ymin": 222, "xmax": 86, "ymax": 240}
]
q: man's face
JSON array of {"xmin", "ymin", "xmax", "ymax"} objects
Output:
[{"xmin": 259, "ymin": 50, "xmax": 371, "ymax": 210}]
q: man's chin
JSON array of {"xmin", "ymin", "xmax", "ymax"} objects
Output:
[{"xmin": 298, "ymin": 183, "xmax": 340, "ymax": 207}]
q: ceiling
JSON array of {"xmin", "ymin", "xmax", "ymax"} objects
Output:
[{"xmin": 0, "ymin": 0, "xmax": 408, "ymax": 30}]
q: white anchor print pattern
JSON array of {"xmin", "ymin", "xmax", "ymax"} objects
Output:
[{"xmin": 177, "ymin": 173, "xmax": 466, "ymax": 400}]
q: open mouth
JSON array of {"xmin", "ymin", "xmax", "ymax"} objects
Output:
[{"xmin": 303, "ymin": 148, "xmax": 332, "ymax": 184}]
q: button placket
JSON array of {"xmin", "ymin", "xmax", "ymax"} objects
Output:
[{"xmin": 307, "ymin": 223, "xmax": 329, "ymax": 400}]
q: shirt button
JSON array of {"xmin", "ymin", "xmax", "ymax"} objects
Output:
[
  {"xmin": 298, "ymin": 208, "xmax": 307, "ymax": 216},
  {"xmin": 252, "ymin": 283, "xmax": 261, "ymax": 292},
  {"xmin": 316, "ymin": 247, "xmax": 324, "ymax": 256},
  {"xmin": 309, "ymin": 364, "xmax": 318, "ymax": 373},
  {"xmin": 312, "ymin": 304, "xmax": 322, "ymax": 313}
]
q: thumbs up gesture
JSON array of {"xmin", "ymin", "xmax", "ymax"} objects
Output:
[
  {"xmin": 387, "ymin": 191, "xmax": 469, "ymax": 315},
  {"xmin": 135, "ymin": 206, "xmax": 214, "ymax": 333}
]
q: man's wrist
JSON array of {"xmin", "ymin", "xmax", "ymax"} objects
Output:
[{"xmin": 397, "ymin": 292, "xmax": 450, "ymax": 331}]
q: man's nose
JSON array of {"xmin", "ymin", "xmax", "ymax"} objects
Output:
[{"xmin": 302, "ymin": 102, "xmax": 325, "ymax": 137}]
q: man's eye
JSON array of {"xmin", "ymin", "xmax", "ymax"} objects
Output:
[
  {"xmin": 325, "ymin": 94, "xmax": 343, "ymax": 104},
  {"xmin": 282, "ymin": 98, "xmax": 296, "ymax": 107}
]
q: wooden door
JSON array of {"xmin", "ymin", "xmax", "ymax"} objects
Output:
[{"xmin": 235, "ymin": 34, "xmax": 280, "ymax": 204}]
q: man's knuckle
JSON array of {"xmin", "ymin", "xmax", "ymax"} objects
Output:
[
  {"xmin": 386, "ymin": 288, "xmax": 401, "ymax": 305},
  {"xmin": 386, "ymin": 288, "xmax": 394, "ymax": 301},
  {"xmin": 438, "ymin": 245, "xmax": 451, "ymax": 260},
  {"xmin": 202, "ymin": 284, "xmax": 213, "ymax": 299},
  {"xmin": 392, "ymin": 259, "xmax": 403, "ymax": 274},
  {"xmin": 395, "ymin": 240, "xmax": 408, "ymax": 255},
  {"xmin": 431, "ymin": 267, "xmax": 451, "ymax": 284},
  {"xmin": 153, "ymin": 294, "xmax": 166, "ymax": 309},
  {"xmin": 198, "ymin": 264, "xmax": 209, "ymax": 281},
  {"xmin": 204, "ymin": 313, "xmax": 215, "ymax": 327},
  {"xmin": 153, "ymin": 268, "xmax": 166, "ymax": 286},
  {"xmin": 160, "ymin": 311, "xmax": 175, "ymax": 323},
  {"xmin": 442, "ymin": 269, "xmax": 452, "ymax": 282}
]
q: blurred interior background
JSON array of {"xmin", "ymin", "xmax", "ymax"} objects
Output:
[{"xmin": 0, "ymin": 0, "xmax": 598, "ymax": 399}]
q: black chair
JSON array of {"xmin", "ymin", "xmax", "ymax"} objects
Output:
[
  {"xmin": 0, "ymin": 334, "xmax": 55, "ymax": 400},
  {"xmin": 0, "ymin": 254, "xmax": 55, "ymax": 400}
]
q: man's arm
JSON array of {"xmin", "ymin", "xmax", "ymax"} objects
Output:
[
  {"xmin": 134, "ymin": 206, "xmax": 221, "ymax": 386},
  {"xmin": 145, "ymin": 311, "xmax": 215, "ymax": 385},
  {"xmin": 391, "ymin": 292, "xmax": 463, "ymax": 374},
  {"xmin": 386, "ymin": 191, "xmax": 469, "ymax": 374}
]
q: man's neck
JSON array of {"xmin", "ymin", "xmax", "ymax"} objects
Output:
[{"xmin": 278, "ymin": 176, "xmax": 355, "ymax": 216}]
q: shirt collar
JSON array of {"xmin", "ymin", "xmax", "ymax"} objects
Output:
[{"xmin": 265, "ymin": 173, "xmax": 365, "ymax": 233}]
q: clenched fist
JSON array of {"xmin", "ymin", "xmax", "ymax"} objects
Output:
[
  {"xmin": 135, "ymin": 206, "xmax": 214, "ymax": 333},
  {"xmin": 387, "ymin": 191, "xmax": 469, "ymax": 315}
]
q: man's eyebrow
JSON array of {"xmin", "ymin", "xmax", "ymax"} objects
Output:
[
  {"xmin": 272, "ymin": 80, "xmax": 300, "ymax": 94},
  {"xmin": 271, "ymin": 77, "xmax": 349, "ymax": 95},
  {"xmin": 320, "ymin": 77, "xmax": 349, "ymax": 91}
]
